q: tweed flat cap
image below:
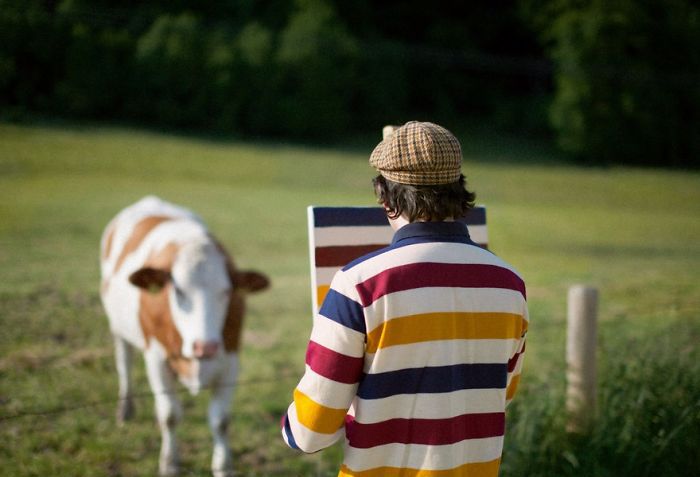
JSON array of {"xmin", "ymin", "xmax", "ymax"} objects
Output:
[{"xmin": 369, "ymin": 121, "xmax": 462, "ymax": 185}]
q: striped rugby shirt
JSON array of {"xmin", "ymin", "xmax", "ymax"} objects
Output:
[{"xmin": 282, "ymin": 221, "xmax": 528, "ymax": 476}]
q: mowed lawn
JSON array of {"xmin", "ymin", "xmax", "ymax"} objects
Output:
[{"xmin": 1, "ymin": 122, "xmax": 699, "ymax": 476}]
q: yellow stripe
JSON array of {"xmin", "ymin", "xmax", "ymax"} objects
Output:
[
  {"xmin": 506, "ymin": 374, "xmax": 521, "ymax": 401},
  {"xmin": 339, "ymin": 458, "xmax": 501, "ymax": 477},
  {"xmin": 293, "ymin": 389, "xmax": 346, "ymax": 435},
  {"xmin": 366, "ymin": 312, "xmax": 525, "ymax": 353},
  {"xmin": 317, "ymin": 285, "xmax": 330, "ymax": 307}
]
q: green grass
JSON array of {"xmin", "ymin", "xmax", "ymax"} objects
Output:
[{"xmin": 1, "ymin": 121, "xmax": 699, "ymax": 476}]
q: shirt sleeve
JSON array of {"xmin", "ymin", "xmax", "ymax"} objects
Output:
[
  {"xmin": 282, "ymin": 271, "xmax": 366, "ymax": 453},
  {"xmin": 505, "ymin": 300, "xmax": 528, "ymax": 407}
]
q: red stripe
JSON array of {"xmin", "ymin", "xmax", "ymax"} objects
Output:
[
  {"xmin": 315, "ymin": 244, "xmax": 387, "ymax": 267},
  {"xmin": 356, "ymin": 262, "xmax": 526, "ymax": 307},
  {"xmin": 345, "ymin": 412, "xmax": 505, "ymax": 449},
  {"xmin": 306, "ymin": 340, "xmax": 364, "ymax": 384},
  {"xmin": 507, "ymin": 341, "xmax": 526, "ymax": 372}
]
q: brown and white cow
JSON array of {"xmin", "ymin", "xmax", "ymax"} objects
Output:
[{"xmin": 100, "ymin": 196, "xmax": 269, "ymax": 477}]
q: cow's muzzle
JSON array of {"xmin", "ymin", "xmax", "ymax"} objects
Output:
[{"xmin": 192, "ymin": 340, "xmax": 220, "ymax": 359}]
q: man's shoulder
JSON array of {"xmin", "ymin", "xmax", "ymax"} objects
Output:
[{"xmin": 341, "ymin": 238, "xmax": 521, "ymax": 279}]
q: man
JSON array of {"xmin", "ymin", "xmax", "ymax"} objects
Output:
[{"xmin": 282, "ymin": 121, "xmax": 528, "ymax": 476}]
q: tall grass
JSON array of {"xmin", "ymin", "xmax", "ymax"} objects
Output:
[
  {"xmin": 1, "ymin": 121, "xmax": 699, "ymax": 476},
  {"xmin": 503, "ymin": 318, "xmax": 700, "ymax": 477}
]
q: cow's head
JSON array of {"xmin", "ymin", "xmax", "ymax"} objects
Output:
[{"xmin": 128, "ymin": 240, "xmax": 269, "ymax": 365}]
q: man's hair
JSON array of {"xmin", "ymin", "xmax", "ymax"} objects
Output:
[{"xmin": 373, "ymin": 174, "xmax": 476, "ymax": 222}]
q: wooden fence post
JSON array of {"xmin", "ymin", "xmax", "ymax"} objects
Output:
[{"xmin": 566, "ymin": 285, "xmax": 598, "ymax": 433}]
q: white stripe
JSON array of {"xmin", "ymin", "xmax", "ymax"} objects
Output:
[
  {"xmin": 310, "ymin": 316, "xmax": 365, "ymax": 358},
  {"xmin": 308, "ymin": 206, "xmax": 319, "ymax": 315},
  {"xmin": 343, "ymin": 436, "xmax": 504, "ymax": 472},
  {"xmin": 468, "ymin": 224, "xmax": 488, "ymax": 245},
  {"xmin": 313, "ymin": 225, "xmax": 394, "ymax": 247},
  {"xmin": 297, "ymin": 366, "xmax": 359, "ymax": 409},
  {"xmin": 327, "ymin": 271, "xmax": 362, "ymax": 303},
  {"xmin": 352, "ymin": 388, "xmax": 506, "ymax": 424},
  {"xmin": 312, "ymin": 222, "xmax": 486, "ymax": 248},
  {"xmin": 364, "ymin": 339, "xmax": 518, "ymax": 373},
  {"xmin": 316, "ymin": 266, "xmax": 339, "ymax": 285},
  {"xmin": 364, "ymin": 287, "xmax": 527, "ymax": 332}
]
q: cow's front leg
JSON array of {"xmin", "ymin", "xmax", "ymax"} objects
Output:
[
  {"xmin": 144, "ymin": 344, "xmax": 182, "ymax": 477},
  {"xmin": 113, "ymin": 335, "xmax": 135, "ymax": 423},
  {"xmin": 209, "ymin": 354, "xmax": 238, "ymax": 477}
]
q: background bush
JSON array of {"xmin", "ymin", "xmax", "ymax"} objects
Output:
[
  {"xmin": 1, "ymin": 0, "xmax": 699, "ymax": 167},
  {"xmin": 522, "ymin": 0, "xmax": 700, "ymax": 167}
]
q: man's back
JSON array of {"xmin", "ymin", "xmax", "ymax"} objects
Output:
[{"xmin": 284, "ymin": 220, "xmax": 528, "ymax": 476}]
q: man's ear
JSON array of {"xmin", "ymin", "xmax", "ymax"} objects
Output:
[
  {"xmin": 128, "ymin": 267, "xmax": 171, "ymax": 293},
  {"xmin": 233, "ymin": 270, "xmax": 270, "ymax": 294}
]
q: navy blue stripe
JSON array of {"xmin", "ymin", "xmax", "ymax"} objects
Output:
[
  {"xmin": 357, "ymin": 363, "xmax": 507, "ymax": 400},
  {"xmin": 319, "ymin": 288, "xmax": 366, "ymax": 334},
  {"xmin": 313, "ymin": 206, "xmax": 485, "ymax": 227},
  {"xmin": 459, "ymin": 206, "xmax": 486, "ymax": 226},
  {"xmin": 394, "ymin": 234, "xmax": 479, "ymax": 248},
  {"xmin": 391, "ymin": 221, "xmax": 472, "ymax": 245},
  {"xmin": 283, "ymin": 413, "xmax": 300, "ymax": 450},
  {"xmin": 313, "ymin": 207, "xmax": 389, "ymax": 227}
]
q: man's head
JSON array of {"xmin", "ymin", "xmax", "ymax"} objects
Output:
[{"xmin": 370, "ymin": 121, "xmax": 475, "ymax": 222}]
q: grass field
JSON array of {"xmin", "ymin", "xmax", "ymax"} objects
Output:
[{"xmin": 1, "ymin": 121, "xmax": 699, "ymax": 476}]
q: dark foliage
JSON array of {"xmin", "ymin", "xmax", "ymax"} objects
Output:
[
  {"xmin": 1, "ymin": 0, "xmax": 698, "ymax": 167},
  {"xmin": 521, "ymin": 0, "xmax": 700, "ymax": 167}
]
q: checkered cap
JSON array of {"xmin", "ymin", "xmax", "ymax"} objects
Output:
[{"xmin": 369, "ymin": 121, "xmax": 462, "ymax": 185}]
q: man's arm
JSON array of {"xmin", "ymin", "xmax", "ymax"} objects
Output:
[{"xmin": 282, "ymin": 273, "xmax": 366, "ymax": 453}]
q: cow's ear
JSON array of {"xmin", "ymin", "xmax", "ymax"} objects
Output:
[
  {"xmin": 129, "ymin": 267, "xmax": 171, "ymax": 293},
  {"xmin": 233, "ymin": 270, "xmax": 269, "ymax": 293}
]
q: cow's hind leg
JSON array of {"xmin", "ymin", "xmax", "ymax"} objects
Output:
[
  {"xmin": 114, "ymin": 335, "xmax": 135, "ymax": 423},
  {"xmin": 144, "ymin": 345, "xmax": 182, "ymax": 477},
  {"xmin": 209, "ymin": 355, "xmax": 238, "ymax": 477}
]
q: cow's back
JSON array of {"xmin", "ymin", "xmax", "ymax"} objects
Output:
[
  {"xmin": 101, "ymin": 196, "xmax": 201, "ymax": 279},
  {"xmin": 100, "ymin": 196, "xmax": 204, "ymax": 348}
]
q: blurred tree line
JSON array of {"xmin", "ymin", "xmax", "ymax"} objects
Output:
[{"xmin": 1, "ymin": 0, "xmax": 698, "ymax": 167}]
